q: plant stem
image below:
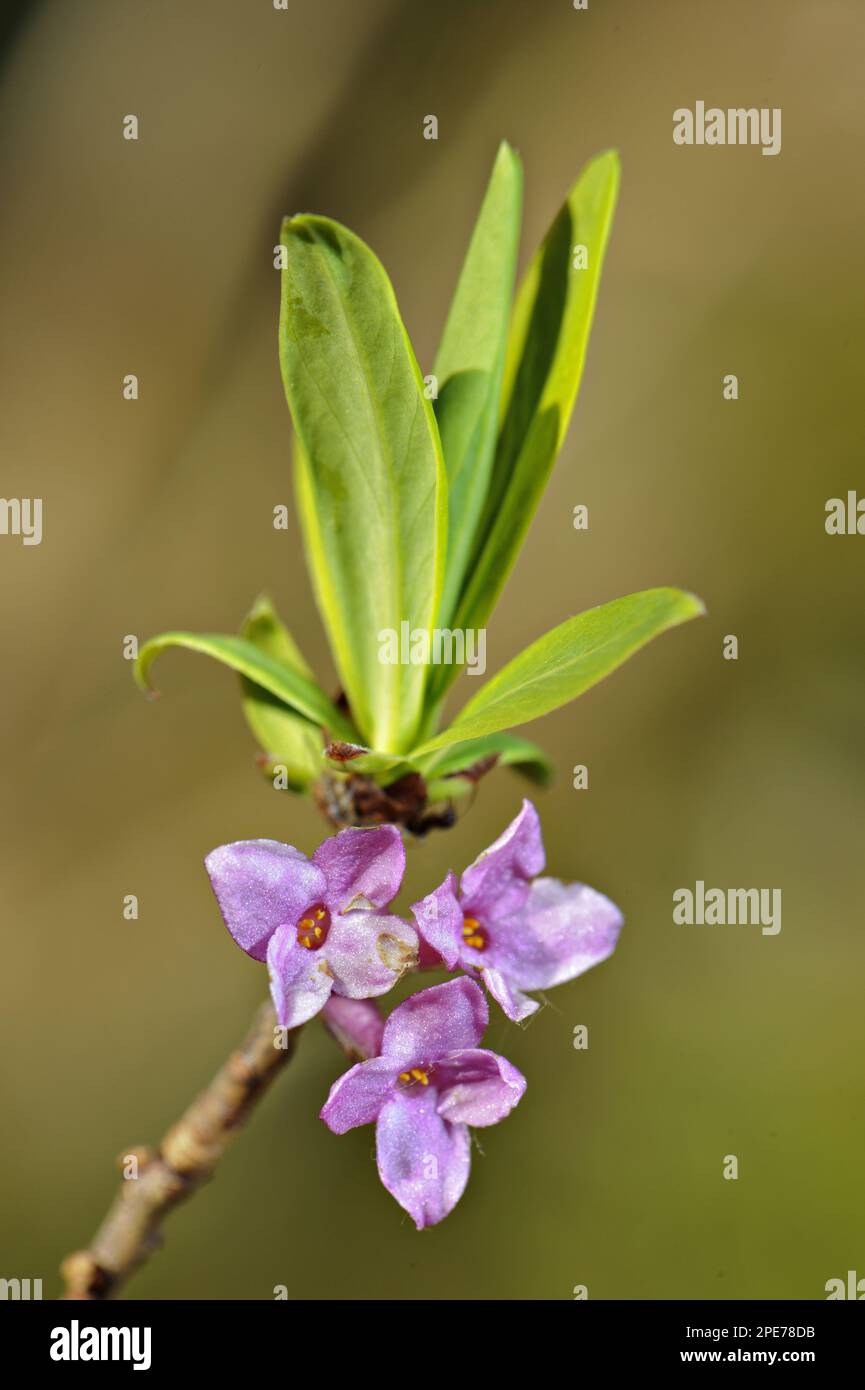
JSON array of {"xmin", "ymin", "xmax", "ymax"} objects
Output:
[{"xmin": 61, "ymin": 1000, "xmax": 297, "ymax": 1300}]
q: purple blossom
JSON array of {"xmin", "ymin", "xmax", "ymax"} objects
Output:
[
  {"xmin": 322, "ymin": 996, "xmax": 385, "ymax": 1062},
  {"xmin": 411, "ymin": 800, "xmax": 623, "ymax": 1022},
  {"xmin": 205, "ymin": 826, "xmax": 418, "ymax": 1028},
  {"xmin": 320, "ymin": 977, "xmax": 525, "ymax": 1228}
]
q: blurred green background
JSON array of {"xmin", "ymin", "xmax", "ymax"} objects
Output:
[{"xmin": 1, "ymin": 0, "xmax": 863, "ymax": 1300}]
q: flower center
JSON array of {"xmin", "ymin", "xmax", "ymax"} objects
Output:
[
  {"xmin": 398, "ymin": 1067, "xmax": 432, "ymax": 1088},
  {"xmin": 296, "ymin": 903, "xmax": 330, "ymax": 950},
  {"xmin": 462, "ymin": 914, "xmax": 488, "ymax": 951}
]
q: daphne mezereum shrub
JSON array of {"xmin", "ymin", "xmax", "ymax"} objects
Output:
[{"xmin": 63, "ymin": 144, "xmax": 702, "ymax": 1293}]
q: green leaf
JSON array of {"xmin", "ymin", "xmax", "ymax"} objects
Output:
[
  {"xmin": 418, "ymin": 730, "xmax": 553, "ymax": 786},
  {"xmin": 428, "ymin": 149, "xmax": 620, "ymax": 706},
  {"xmin": 432, "ymin": 141, "xmax": 523, "ymax": 627},
  {"xmin": 323, "ymin": 743, "xmax": 418, "ymax": 783},
  {"xmin": 423, "ymin": 776, "xmax": 476, "ymax": 803},
  {"xmin": 413, "ymin": 587, "xmax": 704, "ymax": 757},
  {"xmin": 134, "ymin": 630, "xmax": 357, "ymax": 742},
  {"xmin": 280, "ymin": 215, "xmax": 447, "ymax": 754},
  {"xmin": 239, "ymin": 596, "xmax": 322, "ymax": 791}
]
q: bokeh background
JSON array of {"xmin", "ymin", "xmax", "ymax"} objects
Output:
[{"xmin": 1, "ymin": 0, "xmax": 863, "ymax": 1300}]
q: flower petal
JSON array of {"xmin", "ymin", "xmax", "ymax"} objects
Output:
[
  {"xmin": 322, "ymin": 996, "xmax": 385, "ymax": 1061},
  {"xmin": 375, "ymin": 1089, "xmax": 471, "ymax": 1229},
  {"xmin": 459, "ymin": 799, "xmax": 545, "ymax": 922},
  {"xmin": 492, "ymin": 876, "xmax": 623, "ymax": 990},
  {"xmin": 326, "ymin": 911, "xmax": 418, "ymax": 999},
  {"xmin": 266, "ymin": 923, "xmax": 333, "ymax": 1027},
  {"xmin": 381, "ymin": 977, "xmax": 487, "ymax": 1064},
  {"xmin": 319, "ymin": 1056, "xmax": 402, "ymax": 1133},
  {"xmin": 435, "ymin": 1048, "xmax": 527, "ymax": 1127},
  {"xmin": 480, "ymin": 965, "xmax": 539, "ymax": 1023},
  {"xmin": 205, "ymin": 839, "xmax": 326, "ymax": 961},
  {"xmin": 411, "ymin": 872, "xmax": 463, "ymax": 971},
  {"xmin": 313, "ymin": 825, "xmax": 405, "ymax": 913}
]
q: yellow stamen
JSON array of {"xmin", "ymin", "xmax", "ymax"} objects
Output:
[
  {"xmin": 314, "ymin": 925, "xmax": 323, "ymax": 939},
  {"xmin": 461, "ymin": 914, "xmax": 488, "ymax": 951},
  {"xmin": 314, "ymin": 908, "xmax": 326, "ymax": 920},
  {"xmin": 398, "ymin": 1067, "xmax": 430, "ymax": 1087}
]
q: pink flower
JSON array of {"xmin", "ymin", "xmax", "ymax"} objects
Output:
[
  {"xmin": 412, "ymin": 800, "xmax": 623, "ymax": 1021},
  {"xmin": 205, "ymin": 826, "xmax": 417, "ymax": 1028},
  {"xmin": 320, "ymin": 978, "xmax": 525, "ymax": 1228}
]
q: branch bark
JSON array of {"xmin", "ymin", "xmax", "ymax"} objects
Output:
[{"xmin": 61, "ymin": 1000, "xmax": 298, "ymax": 1300}]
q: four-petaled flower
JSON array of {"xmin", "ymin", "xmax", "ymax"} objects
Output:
[
  {"xmin": 320, "ymin": 977, "xmax": 526, "ymax": 1228},
  {"xmin": 411, "ymin": 800, "xmax": 623, "ymax": 1022},
  {"xmin": 205, "ymin": 826, "xmax": 418, "ymax": 1028}
]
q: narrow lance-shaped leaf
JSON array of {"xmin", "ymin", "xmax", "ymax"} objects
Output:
[
  {"xmin": 432, "ymin": 141, "xmax": 523, "ymax": 628},
  {"xmin": 413, "ymin": 588, "xmax": 704, "ymax": 758},
  {"xmin": 239, "ymin": 595, "xmax": 322, "ymax": 791},
  {"xmin": 418, "ymin": 730, "xmax": 553, "ymax": 787},
  {"xmin": 280, "ymin": 215, "xmax": 447, "ymax": 754},
  {"xmin": 323, "ymin": 744, "xmax": 418, "ymax": 783},
  {"xmin": 134, "ymin": 631, "xmax": 357, "ymax": 742},
  {"xmin": 428, "ymin": 149, "xmax": 620, "ymax": 708}
]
